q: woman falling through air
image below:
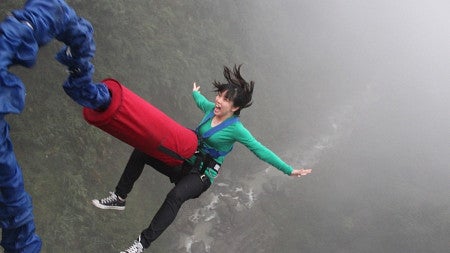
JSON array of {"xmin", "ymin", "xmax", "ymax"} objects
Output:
[{"xmin": 91, "ymin": 65, "xmax": 312, "ymax": 253}]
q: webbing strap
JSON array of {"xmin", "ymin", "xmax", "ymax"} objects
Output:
[
  {"xmin": 196, "ymin": 111, "xmax": 239, "ymax": 138},
  {"xmin": 193, "ymin": 152, "xmax": 221, "ymax": 174},
  {"xmin": 157, "ymin": 145, "xmax": 186, "ymax": 161},
  {"xmin": 195, "ymin": 111, "xmax": 215, "ymax": 133},
  {"xmin": 195, "ymin": 110, "xmax": 239, "ymax": 158}
]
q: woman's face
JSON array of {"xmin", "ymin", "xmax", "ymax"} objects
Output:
[{"xmin": 214, "ymin": 90, "xmax": 239, "ymax": 118}]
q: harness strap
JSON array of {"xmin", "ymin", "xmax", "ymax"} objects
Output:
[
  {"xmin": 193, "ymin": 152, "xmax": 221, "ymax": 174},
  {"xmin": 198, "ymin": 111, "xmax": 239, "ymax": 139},
  {"xmin": 195, "ymin": 110, "xmax": 239, "ymax": 158},
  {"xmin": 157, "ymin": 145, "xmax": 186, "ymax": 161},
  {"xmin": 195, "ymin": 111, "xmax": 214, "ymax": 133}
]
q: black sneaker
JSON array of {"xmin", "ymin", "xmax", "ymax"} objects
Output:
[
  {"xmin": 92, "ymin": 191, "xmax": 126, "ymax": 210},
  {"xmin": 120, "ymin": 235, "xmax": 144, "ymax": 253}
]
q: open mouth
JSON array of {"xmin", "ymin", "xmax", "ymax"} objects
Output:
[{"xmin": 214, "ymin": 104, "xmax": 221, "ymax": 113}]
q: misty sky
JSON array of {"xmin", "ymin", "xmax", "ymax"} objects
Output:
[
  {"xmin": 243, "ymin": 0, "xmax": 450, "ymax": 158},
  {"xmin": 226, "ymin": 1, "xmax": 450, "ymax": 252}
]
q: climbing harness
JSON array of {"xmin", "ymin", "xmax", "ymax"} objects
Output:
[{"xmin": 193, "ymin": 111, "xmax": 239, "ymax": 176}]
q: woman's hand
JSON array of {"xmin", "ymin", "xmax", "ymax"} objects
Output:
[
  {"xmin": 193, "ymin": 82, "xmax": 201, "ymax": 92},
  {"xmin": 290, "ymin": 168, "xmax": 312, "ymax": 178}
]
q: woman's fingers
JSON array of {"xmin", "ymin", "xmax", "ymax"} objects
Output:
[{"xmin": 193, "ymin": 82, "xmax": 200, "ymax": 91}]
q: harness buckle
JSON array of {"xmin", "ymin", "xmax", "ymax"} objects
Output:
[{"xmin": 213, "ymin": 164, "xmax": 221, "ymax": 173}]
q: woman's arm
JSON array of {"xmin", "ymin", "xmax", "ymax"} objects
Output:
[
  {"xmin": 192, "ymin": 82, "xmax": 214, "ymax": 113},
  {"xmin": 236, "ymin": 124, "xmax": 311, "ymax": 178}
]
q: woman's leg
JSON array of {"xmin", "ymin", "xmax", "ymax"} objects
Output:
[
  {"xmin": 93, "ymin": 149, "xmax": 183, "ymax": 210},
  {"xmin": 92, "ymin": 148, "xmax": 149, "ymax": 210},
  {"xmin": 139, "ymin": 172, "xmax": 211, "ymax": 248},
  {"xmin": 115, "ymin": 148, "xmax": 184, "ymax": 199},
  {"xmin": 114, "ymin": 149, "xmax": 149, "ymax": 199}
]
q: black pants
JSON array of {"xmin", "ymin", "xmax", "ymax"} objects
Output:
[{"xmin": 115, "ymin": 149, "xmax": 211, "ymax": 248}]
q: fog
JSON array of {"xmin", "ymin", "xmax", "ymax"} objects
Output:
[
  {"xmin": 2, "ymin": 0, "xmax": 449, "ymax": 252},
  {"xmin": 237, "ymin": 1, "xmax": 450, "ymax": 252}
]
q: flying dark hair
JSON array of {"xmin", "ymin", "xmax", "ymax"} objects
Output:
[{"xmin": 212, "ymin": 64, "xmax": 254, "ymax": 115}]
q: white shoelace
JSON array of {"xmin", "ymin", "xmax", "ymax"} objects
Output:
[
  {"xmin": 100, "ymin": 192, "xmax": 117, "ymax": 204},
  {"xmin": 124, "ymin": 240, "xmax": 143, "ymax": 253}
]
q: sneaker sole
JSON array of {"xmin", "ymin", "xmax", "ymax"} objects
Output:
[{"xmin": 92, "ymin": 199, "xmax": 125, "ymax": 210}]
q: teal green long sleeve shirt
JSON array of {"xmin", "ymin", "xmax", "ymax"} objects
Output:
[{"xmin": 192, "ymin": 91, "xmax": 293, "ymax": 182}]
